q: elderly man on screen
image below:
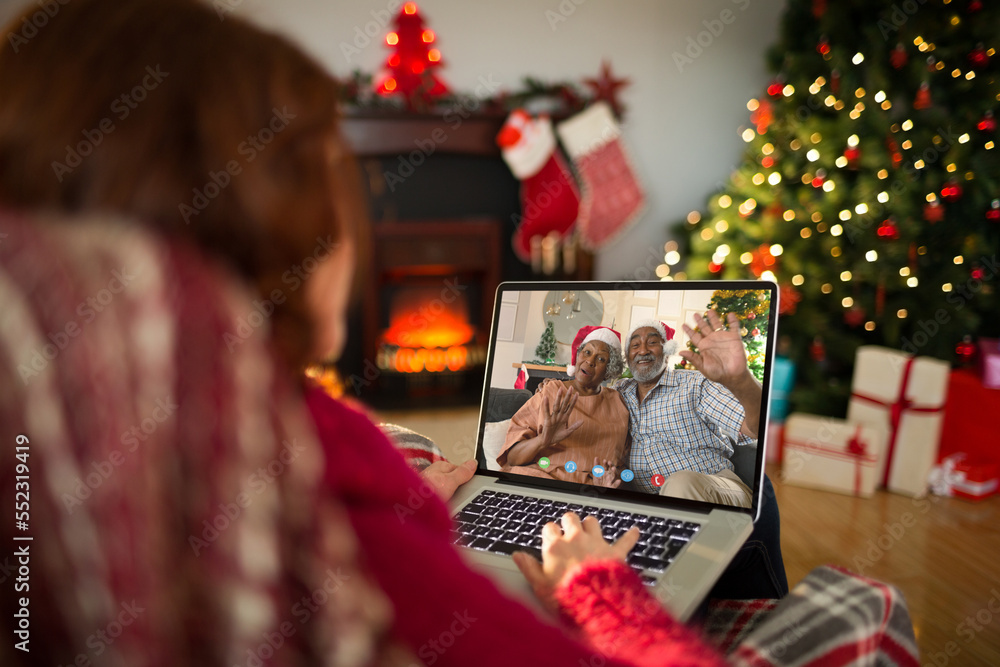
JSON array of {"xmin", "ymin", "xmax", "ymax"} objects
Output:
[{"xmin": 618, "ymin": 310, "xmax": 762, "ymax": 508}]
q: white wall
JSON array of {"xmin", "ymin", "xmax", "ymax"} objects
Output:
[
  {"xmin": 230, "ymin": 0, "xmax": 787, "ymax": 280},
  {"xmin": 0, "ymin": 0, "xmax": 786, "ymax": 280}
]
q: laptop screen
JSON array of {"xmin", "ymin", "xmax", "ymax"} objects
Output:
[{"xmin": 475, "ymin": 280, "xmax": 778, "ymax": 518}]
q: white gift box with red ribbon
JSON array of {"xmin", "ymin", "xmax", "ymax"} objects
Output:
[
  {"xmin": 929, "ymin": 453, "xmax": 1000, "ymax": 501},
  {"xmin": 847, "ymin": 346, "xmax": 950, "ymax": 497},
  {"xmin": 782, "ymin": 414, "xmax": 886, "ymax": 497}
]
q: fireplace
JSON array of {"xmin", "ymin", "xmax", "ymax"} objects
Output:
[
  {"xmin": 336, "ymin": 111, "xmax": 590, "ymax": 407},
  {"xmin": 364, "ymin": 218, "xmax": 498, "ymax": 405}
]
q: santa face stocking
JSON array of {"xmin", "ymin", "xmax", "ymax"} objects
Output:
[
  {"xmin": 556, "ymin": 101, "xmax": 646, "ymax": 250},
  {"xmin": 497, "ymin": 110, "xmax": 581, "ymax": 263}
]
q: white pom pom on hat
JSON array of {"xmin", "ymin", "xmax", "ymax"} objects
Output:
[
  {"xmin": 625, "ymin": 320, "xmax": 679, "ymax": 357},
  {"xmin": 566, "ymin": 325, "xmax": 621, "ymax": 377}
]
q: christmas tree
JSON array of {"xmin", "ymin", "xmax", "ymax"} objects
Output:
[
  {"xmin": 534, "ymin": 321, "xmax": 557, "ymax": 364},
  {"xmin": 670, "ymin": 0, "xmax": 1000, "ymax": 415},
  {"xmin": 679, "ymin": 290, "xmax": 771, "ymax": 382},
  {"xmin": 375, "ymin": 2, "xmax": 449, "ymax": 109}
]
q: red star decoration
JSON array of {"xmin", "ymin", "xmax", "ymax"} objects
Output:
[{"xmin": 584, "ymin": 60, "xmax": 630, "ymax": 119}]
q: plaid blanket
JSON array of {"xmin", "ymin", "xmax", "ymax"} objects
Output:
[{"xmin": 724, "ymin": 566, "xmax": 919, "ymax": 666}]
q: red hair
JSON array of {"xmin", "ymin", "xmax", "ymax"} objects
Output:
[{"xmin": 0, "ymin": 0, "xmax": 365, "ymax": 368}]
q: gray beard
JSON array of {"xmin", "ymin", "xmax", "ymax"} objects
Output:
[{"xmin": 630, "ymin": 353, "xmax": 666, "ymax": 383}]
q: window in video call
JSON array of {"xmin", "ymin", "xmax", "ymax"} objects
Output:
[{"xmin": 480, "ymin": 285, "xmax": 775, "ymax": 509}]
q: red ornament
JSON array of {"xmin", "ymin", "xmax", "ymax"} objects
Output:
[
  {"xmin": 817, "ymin": 37, "xmax": 831, "ymax": 57},
  {"xmin": 376, "ymin": 3, "xmax": 449, "ymax": 109},
  {"xmin": 924, "ymin": 200, "xmax": 945, "ymax": 223},
  {"xmin": 845, "ymin": 307, "xmax": 866, "ymax": 328},
  {"xmin": 749, "ymin": 244, "xmax": 777, "ymax": 277},
  {"xmin": 987, "ymin": 199, "xmax": 1000, "ymax": 221},
  {"xmin": 844, "ymin": 145, "xmax": 861, "ymax": 168},
  {"xmin": 978, "ymin": 111, "xmax": 996, "ymax": 132},
  {"xmin": 913, "ymin": 82, "xmax": 932, "ymax": 110},
  {"xmin": 955, "ymin": 335, "xmax": 977, "ymax": 365},
  {"xmin": 811, "ymin": 168, "xmax": 827, "ymax": 188},
  {"xmin": 877, "ymin": 218, "xmax": 900, "ymax": 240},
  {"xmin": 584, "ymin": 60, "xmax": 631, "ymax": 119},
  {"xmin": 891, "ymin": 43, "xmax": 908, "ymax": 69},
  {"xmin": 751, "ymin": 98, "xmax": 774, "ymax": 134},
  {"xmin": 767, "ymin": 80, "xmax": 784, "ymax": 97},
  {"xmin": 747, "ymin": 312, "xmax": 756, "ymax": 320},
  {"xmin": 751, "ymin": 327, "xmax": 760, "ymax": 337},
  {"xmin": 969, "ymin": 44, "xmax": 990, "ymax": 69},
  {"xmin": 810, "ymin": 336, "xmax": 826, "ymax": 363},
  {"xmin": 708, "ymin": 261, "xmax": 724, "ymax": 274},
  {"xmin": 779, "ymin": 284, "xmax": 801, "ymax": 315},
  {"xmin": 972, "ymin": 267, "xmax": 986, "ymax": 280},
  {"xmin": 762, "ymin": 156, "xmax": 775, "ymax": 168},
  {"xmin": 941, "ymin": 181, "xmax": 963, "ymax": 202}
]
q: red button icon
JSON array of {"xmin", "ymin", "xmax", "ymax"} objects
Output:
[{"xmin": 651, "ymin": 474, "xmax": 665, "ymax": 487}]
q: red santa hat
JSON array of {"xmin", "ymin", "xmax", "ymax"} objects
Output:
[
  {"xmin": 625, "ymin": 320, "xmax": 679, "ymax": 357},
  {"xmin": 566, "ymin": 325, "xmax": 622, "ymax": 377}
]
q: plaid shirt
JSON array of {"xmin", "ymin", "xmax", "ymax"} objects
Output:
[{"xmin": 616, "ymin": 369, "xmax": 753, "ymax": 493}]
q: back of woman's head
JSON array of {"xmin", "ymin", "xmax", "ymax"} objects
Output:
[{"xmin": 0, "ymin": 0, "xmax": 359, "ymax": 368}]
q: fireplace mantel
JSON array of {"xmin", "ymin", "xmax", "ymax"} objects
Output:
[{"xmin": 340, "ymin": 111, "xmax": 507, "ymax": 158}]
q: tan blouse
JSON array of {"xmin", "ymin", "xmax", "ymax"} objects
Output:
[{"xmin": 498, "ymin": 380, "xmax": 630, "ymax": 484}]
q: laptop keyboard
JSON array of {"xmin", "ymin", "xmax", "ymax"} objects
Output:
[{"xmin": 453, "ymin": 489, "xmax": 701, "ymax": 585}]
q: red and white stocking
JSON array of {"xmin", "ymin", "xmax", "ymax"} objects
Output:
[
  {"xmin": 497, "ymin": 110, "xmax": 580, "ymax": 263},
  {"xmin": 556, "ymin": 102, "xmax": 646, "ymax": 249}
]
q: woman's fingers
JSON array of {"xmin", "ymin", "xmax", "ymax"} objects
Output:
[
  {"xmin": 612, "ymin": 526, "xmax": 641, "ymax": 559},
  {"xmin": 581, "ymin": 515, "xmax": 602, "ymax": 536}
]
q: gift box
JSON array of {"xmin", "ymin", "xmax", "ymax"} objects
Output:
[
  {"xmin": 978, "ymin": 338, "xmax": 1000, "ymax": 389},
  {"xmin": 782, "ymin": 414, "xmax": 886, "ymax": 497},
  {"xmin": 847, "ymin": 346, "xmax": 949, "ymax": 497},
  {"xmin": 939, "ymin": 369, "xmax": 1000, "ymax": 463},
  {"xmin": 928, "ymin": 453, "xmax": 999, "ymax": 502}
]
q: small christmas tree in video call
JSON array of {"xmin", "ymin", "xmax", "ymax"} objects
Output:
[
  {"xmin": 534, "ymin": 321, "xmax": 557, "ymax": 364},
  {"xmin": 680, "ymin": 290, "xmax": 770, "ymax": 383}
]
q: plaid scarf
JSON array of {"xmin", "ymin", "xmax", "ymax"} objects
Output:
[{"xmin": 0, "ymin": 211, "xmax": 412, "ymax": 667}]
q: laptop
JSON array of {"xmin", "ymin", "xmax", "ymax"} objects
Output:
[{"xmin": 449, "ymin": 279, "xmax": 778, "ymax": 621}]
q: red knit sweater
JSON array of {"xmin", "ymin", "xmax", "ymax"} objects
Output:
[{"xmin": 307, "ymin": 387, "xmax": 726, "ymax": 667}]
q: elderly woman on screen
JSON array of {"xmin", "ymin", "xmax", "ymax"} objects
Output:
[{"xmin": 498, "ymin": 326, "xmax": 630, "ymax": 486}]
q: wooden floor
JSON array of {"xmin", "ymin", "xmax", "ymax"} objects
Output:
[
  {"xmin": 769, "ymin": 463, "xmax": 1000, "ymax": 666},
  {"xmin": 376, "ymin": 406, "xmax": 1000, "ymax": 664}
]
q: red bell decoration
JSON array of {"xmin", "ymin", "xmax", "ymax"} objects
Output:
[
  {"xmin": 969, "ymin": 44, "xmax": 990, "ymax": 69},
  {"xmin": 987, "ymin": 199, "xmax": 1000, "ymax": 222},
  {"xmin": 924, "ymin": 200, "xmax": 945, "ymax": 223},
  {"xmin": 941, "ymin": 181, "xmax": 963, "ymax": 202},
  {"xmin": 978, "ymin": 111, "xmax": 996, "ymax": 132},
  {"xmin": 913, "ymin": 82, "xmax": 932, "ymax": 109},
  {"xmin": 955, "ymin": 335, "xmax": 977, "ymax": 366},
  {"xmin": 877, "ymin": 217, "xmax": 900, "ymax": 239},
  {"xmin": 891, "ymin": 43, "xmax": 908, "ymax": 69}
]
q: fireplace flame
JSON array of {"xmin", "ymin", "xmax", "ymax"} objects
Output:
[{"xmin": 380, "ymin": 288, "xmax": 476, "ymax": 373}]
